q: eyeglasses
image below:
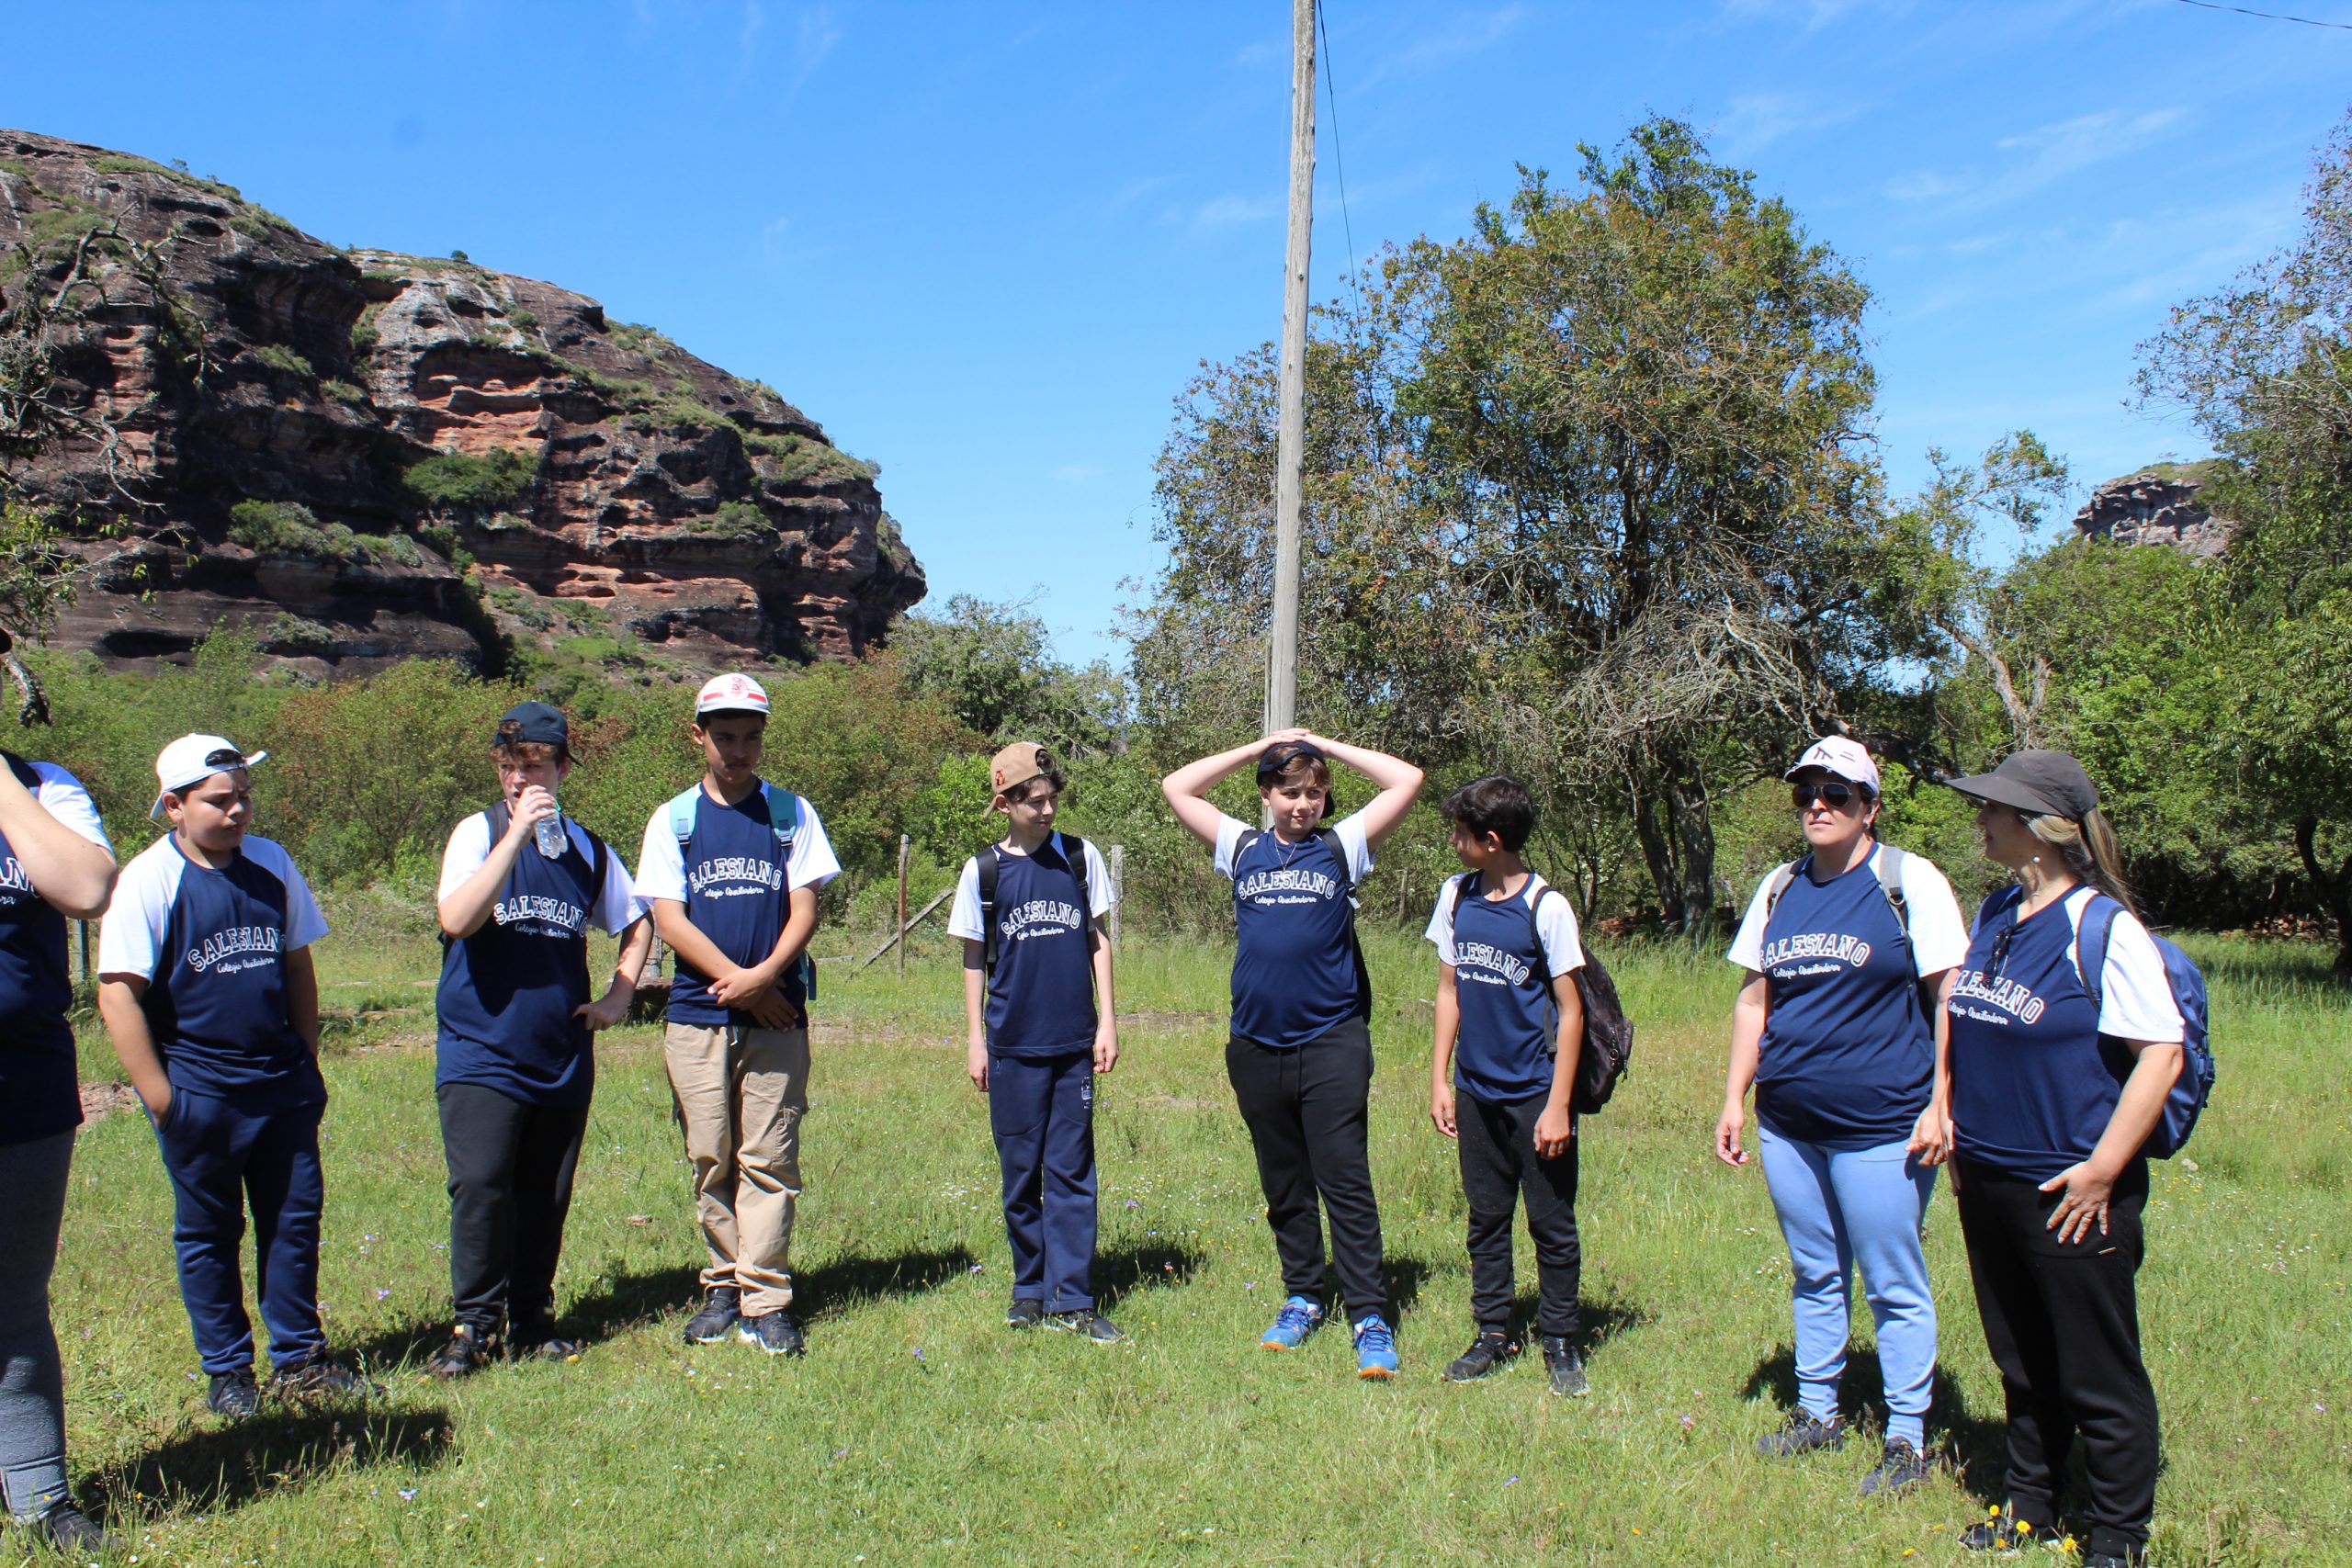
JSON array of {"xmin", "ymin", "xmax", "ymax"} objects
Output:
[
  {"xmin": 203, "ymin": 747, "xmax": 245, "ymax": 769},
  {"xmin": 1790, "ymin": 781, "xmax": 1858, "ymax": 811}
]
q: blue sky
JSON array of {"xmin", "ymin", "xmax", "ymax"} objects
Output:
[{"xmin": 7, "ymin": 1, "xmax": 2348, "ymax": 664}]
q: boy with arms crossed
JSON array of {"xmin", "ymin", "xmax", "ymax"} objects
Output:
[
  {"xmin": 1425, "ymin": 776, "xmax": 1590, "ymax": 1396},
  {"xmin": 948, "ymin": 744, "xmax": 1122, "ymax": 1341},
  {"xmin": 427, "ymin": 702, "xmax": 653, "ymax": 1377},
  {"xmin": 637, "ymin": 674, "xmax": 840, "ymax": 1357},
  {"xmin": 1161, "ymin": 729, "xmax": 1422, "ymax": 1378},
  {"xmin": 98, "ymin": 736, "xmax": 367, "ymax": 1417}
]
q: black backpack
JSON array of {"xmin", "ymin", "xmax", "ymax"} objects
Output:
[
  {"xmin": 1232, "ymin": 826, "xmax": 1374, "ymax": 1021},
  {"xmin": 975, "ymin": 834, "xmax": 1095, "ymax": 976},
  {"xmin": 1447, "ymin": 871, "xmax": 1634, "ymax": 1115},
  {"xmin": 442, "ymin": 801, "xmax": 610, "ymax": 951}
]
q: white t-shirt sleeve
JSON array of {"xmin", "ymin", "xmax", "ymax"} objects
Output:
[
  {"xmin": 636, "ymin": 805, "xmax": 688, "ymax": 903},
  {"xmin": 1082, "ymin": 839, "xmax": 1116, "ymax": 916},
  {"xmin": 1534, "ymin": 884, "xmax": 1586, "ymax": 976},
  {"xmin": 945, "ymin": 857, "xmax": 985, "ymax": 942},
  {"xmin": 1724, "ymin": 872, "xmax": 1778, "ymax": 971},
  {"xmin": 1892, "ymin": 848, "xmax": 1970, "ymax": 976},
  {"xmin": 1423, "ymin": 874, "xmax": 1467, "ymax": 964},
  {"xmin": 786, "ymin": 797, "xmax": 841, "ymax": 893},
  {"xmin": 2073, "ymin": 896, "xmax": 2187, "ymax": 1043},
  {"xmin": 435, "ymin": 813, "xmax": 493, "ymax": 900},
  {"xmin": 1329, "ymin": 809, "xmax": 1375, "ymax": 881},
  {"xmin": 582, "ymin": 825, "xmax": 649, "ymax": 934},
  {"xmin": 31, "ymin": 763, "xmax": 109, "ymax": 851},
  {"xmin": 1211, "ymin": 813, "xmax": 1250, "ymax": 878},
  {"xmin": 96, "ymin": 844, "xmax": 175, "ymax": 981},
  {"xmin": 263, "ymin": 841, "xmax": 330, "ymax": 951}
]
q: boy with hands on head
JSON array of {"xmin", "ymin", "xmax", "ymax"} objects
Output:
[
  {"xmin": 947, "ymin": 743, "xmax": 1123, "ymax": 1341},
  {"xmin": 97, "ymin": 736, "xmax": 368, "ymax": 1418},
  {"xmin": 1161, "ymin": 728, "xmax": 1421, "ymax": 1379},
  {"xmin": 427, "ymin": 702, "xmax": 653, "ymax": 1377},
  {"xmin": 636, "ymin": 674, "xmax": 840, "ymax": 1357},
  {"xmin": 1425, "ymin": 775, "xmax": 1591, "ymax": 1396}
]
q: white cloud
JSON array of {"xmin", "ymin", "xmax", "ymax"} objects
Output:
[
  {"xmin": 1050, "ymin": 464, "xmax": 1104, "ymax": 486},
  {"xmin": 789, "ymin": 4, "xmax": 841, "ymax": 91},
  {"xmin": 1711, "ymin": 93, "xmax": 1862, "ymax": 158},
  {"xmin": 1181, "ymin": 193, "xmax": 1280, "ymax": 231},
  {"xmin": 1884, "ymin": 169, "xmax": 1967, "ymax": 202},
  {"xmin": 1357, "ymin": 7, "xmax": 1526, "ymax": 91},
  {"xmin": 1233, "ymin": 38, "xmax": 1283, "ymax": 68}
]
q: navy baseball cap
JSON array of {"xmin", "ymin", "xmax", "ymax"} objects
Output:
[
  {"xmin": 1256, "ymin": 739, "xmax": 1327, "ymax": 783},
  {"xmin": 494, "ymin": 701, "xmax": 569, "ymax": 748}
]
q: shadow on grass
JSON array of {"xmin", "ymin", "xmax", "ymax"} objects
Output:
[
  {"xmin": 1740, "ymin": 1344, "xmax": 2006, "ymax": 1481},
  {"xmin": 96, "ymin": 1405, "xmax": 454, "ymax": 1517},
  {"xmin": 797, "ymin": 1245, "xmax": 979, "ymax": 1319},
  {"xmin": 1095, "ymin": 1239, "xmax": 1208, "ymax": 1311},
  {"xmin": 1385, "ymin": 1254, "xmax": 1431, "ymax": 1324},
  {"xmin": 1499, "ymin": 1292, "xmax": 1649, "ymax": 1357}
]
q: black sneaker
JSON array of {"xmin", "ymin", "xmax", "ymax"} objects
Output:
[
  {"xmin": 28, "ymin": 1498, "xmax": 112, "ymax": 1554},
  {"xmin": 2082, "ymin": 1552, "xmax": 2143, "ymax": 1568},
  {"xmin": 1859, "ymin": 1437, "xmax": 1933, "ymax": 1496},
  {"xmin": 683, "ymin": 1286, "xmax": 741, "ymax": 1345},
  {"xmin": 275, "ymin": 1355, "xmax": 378, "ymax": 1404},
  {"xmin": 1005, "ymin": 1297, "xmax": 1046, "ymax": 1329},
  {"xmin": 738, "ymin": 1309, "xmax": 806, "ymax": 1357},
  {"xmin": 1442, "ymin": 1330, "xmax": 1511, "ymax": 1382},
  {"xmin": 509, "ymin": 1322, "xmax": 582, "ymax": 1363},
  {"xmin": 425, "ymin": 1323, "xmax": 499, "ymax": 1380},
  {"xmin": 205, "ymin": 1369, "xmax": 260, "ymax": 1419},
  {"xmin": 1755, "ymin": 1409, "xmax": 1848, "ymax": 1457},
  {"xmin": 1540, "ymin": 1335, "xmax": 1589, "ymax": 1397},
  {"xmin": 1959, "ymin": 1505, "xmax": 2045, "ymax": 1552},
  {"xmin": 1046, "ymin": 1308, "xmax": 1125, "ymax": 1343}
]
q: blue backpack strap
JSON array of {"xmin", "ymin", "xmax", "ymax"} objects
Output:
[
  {"xmin": 2075, "ymin": 891, "xmax": 2120, "ymax": 1019},
  {"xmin": 666, "ymin": 784, "xmax": 702, "ymax": 847}
]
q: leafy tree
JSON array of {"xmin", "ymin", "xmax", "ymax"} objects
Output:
[{"xmin": 888, "ymin": 594, "xmax": 1126, "ymax": 759}]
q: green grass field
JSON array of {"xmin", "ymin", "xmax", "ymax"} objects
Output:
[{"xmin": 30, "ymin": 912, "xmax": 2352, "ymax": 1567}]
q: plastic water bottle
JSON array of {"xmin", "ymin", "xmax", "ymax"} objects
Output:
[{"xmin": 534, "ymin": 801, "xmax": 567, "ymax": 860}]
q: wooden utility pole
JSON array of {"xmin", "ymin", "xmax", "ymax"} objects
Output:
[
  {"xmin": 895, "ymin": 833, "xmax": 910, "ymax": 979},
  {"xmin": 1266, "ymin": 0, "xmax": 1316, "ymax": 736}
]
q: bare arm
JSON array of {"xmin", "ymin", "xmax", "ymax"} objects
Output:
[
  {"xmin": 285, "ymin": 946, "xmax": 320, "ymax": 1055},
  {"xmin": 1298, "ymin": 731, "xmax": 1423, "ymax": 849},
  {"xmin": 1909, "ymin": 968, "xmax": 1959, "ymax": 1166},
  {"xmin": 962, "ymin": 939, "xmax": 989, "ymax": 1090},
  {"xmin": 1090, "ymin": 922, "xmax": 1119, "ymax": 1074},
  {"xmin": 576, "ymin": 916, "xmax": 656, "ymax": 1032},
  {"xmin": 0, "ymin": 765, "xmax": 115, "ymax": 918},
  {"xmin": 437, "ymin": 791, "xmax": 554, "ymax": 938},
  {"xmin": 1715, "ymin": 971, "xmax": 1769, "ymax": 1167},
  {"xmin": 1159, "ymin": 738, "xmax": 1268, "ymax": 847},
  {"xmin": 1532, "ymin": 970, "xmax": 1586, "ymax": 1158},
  {"xmin": 2041, "ymin": 1040, "xmax": 2185, "ymax": 1244},
  {"xmin": 98, "ymin": 973, "xmax": 169, "ymax": 1117},
  {"xmin": 1430, "ymin": 964, "xmax": 1460, "ymax": 1137}
]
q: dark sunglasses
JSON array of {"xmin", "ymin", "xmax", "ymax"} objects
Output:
[
  {"xmin": 203, "ymin": 747, "xmax": 246, "ymax": 769},
  {"xmin": 1790, "ymin": 780, "xmax": 1858, "ymax": 811}
]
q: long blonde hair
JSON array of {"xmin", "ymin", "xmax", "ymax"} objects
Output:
[{"xmin": 2024, "ymin": 807, "xmax": 2138, "ymax": 919}]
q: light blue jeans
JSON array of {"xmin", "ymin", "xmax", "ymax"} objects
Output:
[{"xmin": 1758, "ymin": 1125, "xmax": 1938, "ymax": 1448}]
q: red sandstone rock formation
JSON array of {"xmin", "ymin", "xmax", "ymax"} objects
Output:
[
  {"xmin": 0, "ymin": 130, "xmax": 924, "ymax": 677},
  {"xmin": 2071, "ymin": 464, "xmax": 2237, "ymax": 560}
]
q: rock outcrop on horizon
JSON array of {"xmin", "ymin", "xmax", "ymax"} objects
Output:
[
  {"xmin": 0, "ymin": 130, "xmax": 924, "ymax": 677},
  {"xmin": 2071, "ymin": 463, "xmax": 2237, "ymax": 559}
]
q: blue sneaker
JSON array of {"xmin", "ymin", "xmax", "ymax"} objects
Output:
[
  {"xmin": 1260, "ymin": 1295, "xmax": 1324, "ymax": 1350},
  {"xmin": 1352, "ymin": 1314, "xmax": 1399, "ymax": 1380}
]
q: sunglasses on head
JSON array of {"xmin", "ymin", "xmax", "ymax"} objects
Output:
[
  {"xmin": 202, "ymin": 747, "xmax": 246, "ymax": 770},
  {"xmin": 1790, "ymin": 780, "xmax": 1859, "ymax": 811}
]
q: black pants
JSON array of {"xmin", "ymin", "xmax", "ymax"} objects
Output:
[
  {"xmin": 1956, "ymin": 1158, "xmax": 2158, "ymax": 1559},
  {"xmin": 437, "ymin": 1083, "xmax": 590, "ymax": 1335},
  {"xmin": 1226, "ymin": 1016, "xmax": 1386, "ymax": 1322},
  {"xmin": 1456, "ymin": 1089, "xmax": 1581, "ymax": 1341}
]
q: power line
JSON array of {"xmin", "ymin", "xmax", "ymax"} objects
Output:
[
  {"xmin": 1316, "ymin": 0, "xmax": 1358, "ymax": 281},
  {"xmin": 2173, "ymin": 0, "xmax": 2352, "ymax": 29}
]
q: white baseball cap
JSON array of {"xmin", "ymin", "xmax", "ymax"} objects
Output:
[
  {"xmin": 1783, "ymin": 736, "xmax": 1880, "ymax": 795},
  {"xmin": 694, "ymin": 671, "xmax": 771, "ymax": 718},
  {"xmin": 151, "ymin": 733, "xmax": 267, "ymax": 818}
]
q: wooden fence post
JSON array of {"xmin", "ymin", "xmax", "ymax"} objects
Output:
[
  {"xmin": 896, "ymin": 834, "xmax": 910, "ymax": 980},
  {"xmin": 1108, "ymin": 843, "xmax": 1125, "ymax": 953}
]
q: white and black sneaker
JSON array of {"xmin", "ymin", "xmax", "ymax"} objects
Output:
[
  {"xmin": 1756, "ymin": 1409, "xmax": 1848, "ymax": 1457},
  {"xmin": 739, "ymin": 1310, "xmax": 806, "ymax": 1357},
  {"xmin": 683, "ymin": 1287, "xmax": 741, "ymax": 1344}
]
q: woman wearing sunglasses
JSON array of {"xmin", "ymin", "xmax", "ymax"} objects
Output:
[
  {"xmin": 1939, "ymin": 751, "xmax": 2183, "ymax": 1568},
  {"xmin": 1717, "ymin": 737, "xmax": 1969, "ymax": 1495}
]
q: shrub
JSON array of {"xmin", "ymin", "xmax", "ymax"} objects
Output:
[
  {"xmin": 401, "ymin": 446, "xmax": 538, "ymax": 511},
  {"xmin": 684, "ymin": 501, "xmax": 770, "ymax": 539},
  {"xmin": 248, "ymin": 344, "xmax": 314, "ymax": 379},
  {"xmin": 744, "ymin": 431, "xmax": 878, "ymax": 490},
  {"xmin": 321, "ymin": 378, "xmax": 368, "ymax": 404},
  {"xmin": 226, "ymin": 502, "xmax": 418, "ymax": 568}
]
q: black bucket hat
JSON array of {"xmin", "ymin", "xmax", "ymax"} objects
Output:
[{"xmin": 1944, "ymin": 749, "xmax": 2099, "ymax": 820}]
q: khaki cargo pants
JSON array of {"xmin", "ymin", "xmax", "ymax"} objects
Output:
[{"xmin": 663, "ymin": 1023, "xmax": 809, "ymax": 1315}]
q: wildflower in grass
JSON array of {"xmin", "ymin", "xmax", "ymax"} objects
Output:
[{"xmin": 375, "ymin": 1288, "xmax": 390, "ymax": 1301}]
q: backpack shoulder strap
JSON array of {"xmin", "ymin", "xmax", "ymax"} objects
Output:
[
  {"xmin": 665, "ymin": 785, "xmax": 703, "ymax": 846},
  {"xmin": 1448, "ymin": 870, "xmax": 1478, "ymax": 920},
  {"xmin": 1230, "ymin": 826, "xmax": 1261, "ymax": 873},
  {"xmin": 1313, "ymin": 826, "xmax": 1357, "ymax": 892},
  {"xmin": 1521, "ymin": 875, "xmax": 1561, "ymax": 987},
  {"xmin": 1059, "ymin": 834, "xmax": 1094, "ymax": 931},
  {"xmin": 1874, "ymin": 843, "xmax": 1912, "ymax": 936},
  {"xmin": 486, "ymin": 799, "xmax": 511, "ymax": 847},
  {"xmin": 571, "ymin": 818, "xmax": 610, "ymax": 904},
  {"xmin": 2074, "ymin": 890, "xmax": 2120, "ymax": 1017},
  {"xmin": 978, "ymin": 845, "xmax": 1002, "ymax": 974},
  {"xmin": 757, "ymin": 782, "xmax": 805, "ymax": 847},
  {"xmin": 1763, "ymin": 858, "xmax": 1804, "ymax": 919}
]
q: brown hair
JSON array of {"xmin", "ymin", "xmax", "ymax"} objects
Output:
[
  {"xmin": 2024, "ymin": 806, "xmax": 2138, "ymax": 918},
  {"xmin": 1001, "ymin": 756, "xmax": 1068, "ymax": 805},
  {"xmin": 1260, "ymin": 754, "xmax": 1330, "ymax": 793},
  {"xmin": 492, "ymin": 729, "xmax": 568, "ymax": 767}
]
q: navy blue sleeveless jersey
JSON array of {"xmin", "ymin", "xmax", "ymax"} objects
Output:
[
  {"xmin": 636, "ymin": 781, "xmax": 840, "ymax": 1028},
  {"xmin": 0, "ymin": 758, "xmax": 111, "ymax": 1145},
  {"xmin": 947, "ymin": 834, "xmax": 1113, "ymax": 1058},
  {"xmin": 1424, "ymin": 873, "xmax": 1585, "ymax": 1103},
  {"xmin": 435, "ymin": 811, "xmax": 645, "ymax": 1106},
  {"xmin": 98, "ymin": 833, "xmax": 329, "ymax": 1109},
  {"xmin": 1216, "ymin": 812, "xmax": 1373, "ymax": 1050},
  {"xmin": 1744, "ymin": 855, "xmax": 1930, "ymax": 1149},
  {"xmin": 1950, "ymin": 886, "xmax": 2185, "ymax": 1183}
]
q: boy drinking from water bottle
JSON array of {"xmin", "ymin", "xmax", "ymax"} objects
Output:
[
  {"xmin": 426, "ymin": 702, "xmax": 653, "ymax": 1377},
  {"xmin": 947, "ymin": 743, "xmax": 1122, "ymax": 1341},
  {"xmin": 636, "ymin": 674, "xmax": 840, "ymax": 1357}
]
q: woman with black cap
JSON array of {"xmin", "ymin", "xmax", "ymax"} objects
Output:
[
  {"xmin": 1941, "ymin": 750, "xmax": 2185, "ymax": 1568},
  {"xmin": 1717, "ymin": 737, "xmax": 1970, "ymax": 1496}
]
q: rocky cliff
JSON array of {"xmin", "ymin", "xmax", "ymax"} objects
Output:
[
  {"xmin": 2071, "ymin": 463, "xmax": 2237, "ymax": 559},
  {"xmin": 0, "ymin": 130, "xmax": 924, "ymax": 678}
]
